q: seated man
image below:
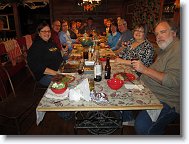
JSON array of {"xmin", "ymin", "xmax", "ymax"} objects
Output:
[
  {"xmin": 51, "ymin": 20, "xmax": 69, "ymax": 61},
  {"xmin": 132, "ymin": 20, "xmax": 180, "ymax": 135},
  {"xmin": 107, "ymin": 20, "xmax": 121, "ymax": 51},
  {"xmin": 59, "ymin": 20, "xmax": 79, "ymax": 52},
  {"xmin": 51, "ymin": 19, "xmax": 62, "ymax": 50},
  {"xmin": 113, "ymin": 19, "xmax": 133, "ymax": 55},
  {"xmin": 80, "ymin": 17, "xmax": 98, "ymax": 36}
]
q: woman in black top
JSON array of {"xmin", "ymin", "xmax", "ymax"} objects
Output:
[{"xmin": 27, "ymin": 22, "xmax": 62, "ymax": 86}]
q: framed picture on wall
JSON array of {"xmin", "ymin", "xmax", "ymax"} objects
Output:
[{"xmin": 0, "ymin": 15, "xmax": 10, "ymax": 30}]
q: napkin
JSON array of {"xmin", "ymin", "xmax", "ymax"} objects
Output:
[
  {"xmin": 45, "ymin": 88, "xmax": 69, "ymax": 100},
  {"xmin": 147, "ymin": 109, "xmax": 161, "ymax": 122},
  {"xmin": 69, "ymin": 89, "xmax": 82, "ymax": 101},
  {"xmin": 69, "ymin": 78, "xmax": 91, "ymax": 101},
  {"xmin": 124, "ymin": 84, "xmax": 144, "ymax": 90}
]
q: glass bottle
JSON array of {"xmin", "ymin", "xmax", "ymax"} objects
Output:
[
  {"xmin": 104, "ymin": 57, "xmax": 111, "ymax": 79},
  {"xmin": 84, "ymin": 30, "xmax": 87, "ymax": 40},
  {"xmin": 78, "ymin": 59, "xmax": 84, "ymax": 75},
  {"xmin": 94, "ymin": 52, "xmax": 102, "ymax": 82}
]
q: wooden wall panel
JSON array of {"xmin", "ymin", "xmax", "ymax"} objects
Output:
[{"xmin": 50, "ymin": 0, "xmax": 126, "ymax": 21}]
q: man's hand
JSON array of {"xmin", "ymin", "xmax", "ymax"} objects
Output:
[{"xmin": 131, "ymin": 60, "xmax": 147, "ymax": 73}]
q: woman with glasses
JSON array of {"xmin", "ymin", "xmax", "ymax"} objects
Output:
[
  {"xmin": 115, "ymin": 23, "xmax": 155, "ymax": 67},
  {"xmin": 27, "ymin": 21, "xmax": 62, "ymax": 87},
  {"xmin": 115, "ymin": 24, "xmax": 155, "ymax": 123}
]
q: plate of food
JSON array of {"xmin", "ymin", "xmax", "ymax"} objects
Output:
[
  {"xmin": 52, "ymin": 74, "xmax": 75, "ymax": 84},
  {"xmin": 113, "ymin": 72, "xmax": 136, "ymax": 82}
]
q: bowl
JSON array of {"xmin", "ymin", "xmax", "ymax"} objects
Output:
[
  {"xmin": 51, "ymin": 82, "xmax": 67, "ymax": 94},
  {"xmin": 107, "ymin": 78, "xmax": 124, "ymax": 90}
]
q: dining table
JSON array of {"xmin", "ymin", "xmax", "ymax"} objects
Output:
[{"xmin": 36, "ymin": 43, "xmax": 163, "ymax": 135}]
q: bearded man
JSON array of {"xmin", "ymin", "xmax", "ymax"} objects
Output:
[{"xmin": 132, "ymin": 20, "xmax": 180, "ymax": 135}]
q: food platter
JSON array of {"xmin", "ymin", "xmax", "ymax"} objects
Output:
[
  {"xmin": 52, "ymin": 74, "xmax": 75, "ymax": 84},
  {"xmin": 113, "ymin": 72, "xmax": 136, "ymax": 82}
]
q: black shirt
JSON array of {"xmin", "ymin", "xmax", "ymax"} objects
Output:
[{"xmin": 27, "ymin": 36, "xmax": 62, "ymax": 80}]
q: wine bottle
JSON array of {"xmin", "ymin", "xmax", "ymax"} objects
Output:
[
  {"xmin": 94, "ymin": 52, "xmax": 102, "ymax": 82},
  {"xmin": 104, "ymin": 57, "xmax": 111, "ymax": 79}
]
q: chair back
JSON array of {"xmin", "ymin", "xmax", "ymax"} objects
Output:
[
  {"xmin": 0, "ymin": 65, "xmax": 16, "ymax": 102},
  {"xmin": 24, "ymin": 62, "xmax": 47, "ymax": 97}
]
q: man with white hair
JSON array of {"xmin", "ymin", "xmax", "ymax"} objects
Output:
[
  {"xmin": 113, "ymin": 19, "xmax": 133, "ymax": 55},
  {"xmin": 132, "ymin": 20, "xmax": 180, "ymax": 135}
]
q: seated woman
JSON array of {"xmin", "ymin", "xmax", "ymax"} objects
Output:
[
  {"xmin": 27, "ymin": 21, "xmax": 62, "ymax": 87},
  {"xmin": 107, "ymin": 20, "xmax": 121, "ymax": 50},
  {"xmin": 59, "ymin": 20, "xmax": 79, "ymax": 52},
  {"xmin": 115, "ymin": 24, "xmax": 155, "ymax": 123},
  {"xmin": 69, "ymin": 21, "xmax": 78, "ymax": 39},
  {"xmin": 115, "ymin": 23, "xmax": 155, "ymax": 67},
  {"xmin": 27, "ymin": 22, "xmax": 73, "ymax": 120}
]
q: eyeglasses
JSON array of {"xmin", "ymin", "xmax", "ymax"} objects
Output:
[
  {"xmin": 40, "ymin": 30, "xmax": 51, "ymax": 33},
  {"xmin": 134, "ymin": 29, "xmax": 144, "ymax": 33},
  {"xmin": 62, "ymin": 25, "xmax": 68, "ymax": 27}
]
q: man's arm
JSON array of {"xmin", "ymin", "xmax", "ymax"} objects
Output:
[
  {"xmin": 132, "ymin": 60, "xmax": 165, "ymax": 84},
  {"xmin": 114, "ymin": 46, "xmax": 125, "ymax": 56}
]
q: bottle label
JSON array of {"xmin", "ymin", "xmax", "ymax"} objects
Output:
[
  {"xmin": 96, "ymin": 65, "xmax": 102, "ymax": 75},
  {"xmin": 94, "ymin": 66, "xmax": 96, "ymax": 78}
]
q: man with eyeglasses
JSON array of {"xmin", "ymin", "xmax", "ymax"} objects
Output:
[
  {"xmin": 59, "ymin": 20, "xmax": 79, "ymax": 52},
  {"xmin": 132, "ymin": 20, "xmax": 180, "ymax": 135},
  {"xmin": 113, "ymin": 19, "xmax": 133, "ymax": 54},
  {"xmin": 51, "ymin": 20, "xmax": 68, "ymax": 59},
  {"xmin": 51, "ymin": 20, "xmax": 62, "ymax": 50}
]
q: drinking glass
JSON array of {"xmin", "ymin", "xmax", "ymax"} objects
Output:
[
  {"xmin": 83, "ymin": 49, "xmax": 89, "ymax": 60},
  {"xmin": 130, "ymin": 53, "xmax": 139, "ymax": 72},
  {"xmin": 78, "ymin": 60, "xmax": 84, "ymax": 80},
  {"xmin": 122, "ymin": 41, "xmax": 128, "ymax": 47}
]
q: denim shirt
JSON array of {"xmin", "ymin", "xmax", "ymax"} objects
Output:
[
  {"xmin": 59, "ymin": 31, "xmax": 76, "ymax": 51},
  {"xmin": 107, "ymin": 32, "xmax": 121, "ymax": 51}
]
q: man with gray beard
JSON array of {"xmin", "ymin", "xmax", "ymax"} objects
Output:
[{"xmin": 131, "ymin": 20, "xmax": 180, "ymax": 135}]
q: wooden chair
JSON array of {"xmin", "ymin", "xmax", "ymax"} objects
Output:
[
  {"xmin": 0, "ymin": 65, "xmax": 39, "ymax": 134},
  {"xmin": 25, "ymin": 63, "xmax": 47, "ymax": 97}
]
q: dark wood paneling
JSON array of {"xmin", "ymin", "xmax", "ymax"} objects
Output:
[{"xmin": 50, "ymin": 0, "xmax": 126, "ymax": 21}]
